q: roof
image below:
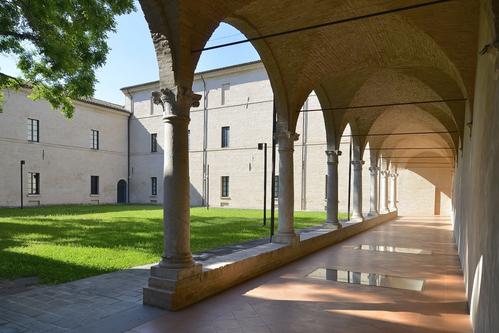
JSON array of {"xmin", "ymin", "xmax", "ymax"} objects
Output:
[
  {"xmin": 1, "ymin": 72, "xmax": 127, "ymax": 114},
  {"xmin": 120, "ymin": 60, "xmax": 263, "ymax": 92},
  {"xmin": 76, "ymin": 96, "xmax": 127, "ymax": 113}
]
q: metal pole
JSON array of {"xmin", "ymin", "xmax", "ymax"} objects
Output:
[
  {"xmin": 270, "ymin": 99, "xmax": 277, "ymax": 241},
  {"xmin": 347, "ymin": 139, "xmax": 352, "ymax": 221},
  {"xmin": 263, "ymin": 143, "xmax": 267, "ymax": 226},
  {"xmin": 20, "ymin": 160, "xmax": 25, "ymax": 209},
  {"xmin": 201, "ymin": 75, "xmax": 208, "ymax": 207},
  {"xmin": 206, "ymin": 164, "xmax": 210, "ymax": 210}
]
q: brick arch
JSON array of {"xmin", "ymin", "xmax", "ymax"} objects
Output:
[
  {"xmin": 223, "ymin": 17, "xmax": 292, "ymax": 126},
  {"xmin": 314, "ymin": 85, "xmax": 340, "ymax": 151},
  {"xmin": 139, "ymin": 0, "xmax": 477, "ymax": 130},
  {"xmin": 366, "ymin": 107, "xmax": 457, "ymax": 164},
  {"xmin": 319, "ymin": 68, "xmax": 463, "ymax": 154}
]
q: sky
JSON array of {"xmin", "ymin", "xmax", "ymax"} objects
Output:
[{"xmin": 0, "ymin": 4, "xmax": 260, "ymax": 105}]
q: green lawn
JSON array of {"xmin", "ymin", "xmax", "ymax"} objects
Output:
[{"xmin": 0, "ymin": 205, "xmax": 344, "ymax": 284}]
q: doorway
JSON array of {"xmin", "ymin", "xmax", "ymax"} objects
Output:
[{"xmin": 117, "ymin": 180, "xmax": 127, "ymax": 204}]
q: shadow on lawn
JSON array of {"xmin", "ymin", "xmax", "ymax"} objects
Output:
[
  {"xmin": 0, "ymin": 207, "xmax": 326, "ymax": 283},
  {"xmin": 0, "ymin": 214, "xmax": 324, "ymax": 253},
  {"xmin": 0, "ymin": 250, "xmax": 115, "ymax": 284}
]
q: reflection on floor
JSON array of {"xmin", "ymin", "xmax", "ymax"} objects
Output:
[
  {"xmin": 307, "ymin": 268, "xmax": 425, "ymax": 291},
  {"xmin": 127, "ymin": 216, "xmax": 471, "ymax": 333},
  {"xmin": 355, "ymin": 244, "xmax": 432, "ymax": 255}
]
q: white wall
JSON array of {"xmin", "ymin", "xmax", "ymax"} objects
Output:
[
  {"xmin": 397, "ymin": 168, "xmax": 452, "ymax": 216},
  {"xmin": 0, "ymin": 89, "xmax": 129, "ymax": 207},
  {"xmin": 128, "ymin": 63, "xmax": 375, "ymax": 216}
]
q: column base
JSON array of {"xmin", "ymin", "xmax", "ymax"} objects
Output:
[
  {"xmin": 350, "ymin": 215, "xmax": 365, "ymax": 223},
  {"xmin": 324, "ymin": 220, "xmax": 342, "ymax": 229},
  {"xmin": 379, "ymin": 208, "xmax": 390, "ymax": 214},
  {"xmin": 143, "ymin": 263, "xmax": 202, "ymax": 310},
  {"xmin": 272, "ymin": 232, "xmax": 299, "ymax": 245},
  {"xmin": 367, "ymin": 211, "xmax": 379, "ymax": 218}
]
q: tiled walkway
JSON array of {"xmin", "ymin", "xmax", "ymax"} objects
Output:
[
  {"xmin": 0, "ymin": 216, "xmax": 471, "ymax": 333},
  {"xmin": 0, "ymin": 225, "xmax": 326, "ymax": 333},
  {"xmin": 127, "ymin": 216, "xmax": 471, "ymax": 333}
]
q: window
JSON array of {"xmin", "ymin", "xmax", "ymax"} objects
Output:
[
  {"xmin": 221, "ymin": 83, "xmax": 230, "ymax": 105},
  {"xmin": 274, "ymin": 175, "xmax": 280, "ymax": 198},
  {"xmin": 91, "ymin": 130, "xmax": 99, "ymax": 150},
  {"xmin": 221, "ymin": 176, "xmax": 229, "ymax": 198},
  {"xmin": 221, "ymin": 126, "xmax": 230, "ymax": 148},
  {"xmin": 28, "ymin": 172, "xmax": 40, "ymax": 195},
  {"xmin": 90, "ymin": 176, "xmax": 99, "ymax": 195},
  {"xmin": 151, "ymin": 133, "xmax": 158, "ymax": 152},
  {"xmin": 28, "ymin": 118, "xmax": 39, "ymax": 142},
  {"xmin": 151, "ymin": 177, "xmax": 158, "ymax": 196}
]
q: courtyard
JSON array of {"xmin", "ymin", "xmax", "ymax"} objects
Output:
[
  {"xmin": 0, "ymin": 205, "xmax": 337, "ymax": 284},
  {"xmin": 0, "ymin": 0, "xmax": 498, "ymax": 331},
  {"xmin": 0, "ymin": 216, "xmax": 470, "ymax": 333}
]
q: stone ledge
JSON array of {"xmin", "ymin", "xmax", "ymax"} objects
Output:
[{"xmin": 143, "ymin": 211, "xmax": 397, "ymax": 310}]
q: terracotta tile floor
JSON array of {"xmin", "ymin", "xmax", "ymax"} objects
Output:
[{"xmin": 128, "ymin": 216, "xmax": 471, "ymax": 333}]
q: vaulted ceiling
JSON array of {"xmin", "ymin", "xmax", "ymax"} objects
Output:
[{"xmin": 140, "ymin": 0, "xmax": 481, "ymax": 164}]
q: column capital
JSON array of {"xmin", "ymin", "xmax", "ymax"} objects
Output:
[
  {"xmin": 325, "ymin": 150, "xmax": 341, "ymax": 164},
  {"xmin": 276, "ymin": 130, "xmax": 300, "ymax": 141},
  {"xmin": 369, "ymin": 166, "xmax": 379, "ymax": 175},
  {"xmin": 152, "ymin": 86, "xmax": 201, "ymax": 120},
  {"xmin": 390, "ymin": 172, "xmax": 399, "ymax": 178},
  {"xmin": 351, "ymin": 160, "xmax": 365, "ymax": 170},
  {"xmin": 277, "ymin": 130, "xmax": 300, "ymax": 151},
  {"xmin": 380, "ymin": 170, "xmax": 389, "ymax": 176}
]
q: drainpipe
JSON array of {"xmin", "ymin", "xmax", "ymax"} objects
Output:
[
  {"xmin": 124, "ymin": 89, "xmax": 133, "ymax": 204},
  {"xmin": 201, "ymin": 75, "xmax": 208, "ymax": 207},
  {"xmin": 301, "ymin": 99, "xmax": 308, "ymax": 211}
]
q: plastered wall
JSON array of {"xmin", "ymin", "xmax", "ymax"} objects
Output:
[
  {"xmin": 0, "ymin": 89, "xmax": 129, "ymax": 206},
  {"xmin": 452, "ymin": 1, "xmax": 499, "ymax": 331}
]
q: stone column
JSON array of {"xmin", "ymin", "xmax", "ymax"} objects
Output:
[
  {"xmin": 351, "ymin": 160, "xmax": 365, "ymax": 222},
  {"xmin": 379, "ymin": 169, "xmax": 390, "ymax": 214},
  {"xmin": 273, "ymin": 130, "xmax": 300, "ymax": 245},
  {"xmin": 368, "ymin": 164, "xmax": 379, "ymax": 217},
  {"xmin": 389, "ymin": 171, "xmax": 398, "ymax": 211},
  {"xmin": 144, "ymin": 87, "xmax": 202, "ymax": 309},
  {"xmin": 325, "ymin": 150, "xmax": 341, "ymax": 228}
]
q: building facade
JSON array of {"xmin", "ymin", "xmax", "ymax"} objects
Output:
[
  {"xmin": 123, "ymin": 61, "xmax": 375, "ymax": 213},
  {"xmin": 124, "ymin": 61, "xmax": 451, "ymax": 216},
  {"xmin": 0, "ymin": 88, "xmax": 129, "ymax": 206},
  {"xmin": 0, "ymin": 61, "xmax": 451, "ymax": 216}
]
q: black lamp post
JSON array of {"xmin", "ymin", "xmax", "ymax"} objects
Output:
[
  {"xmin": 20, "ymin": 160, "xmax": 25, "ymax": 209},
  {"xmin": 258, "ymin": 143, "xmax": 268, "ymax": 226}
]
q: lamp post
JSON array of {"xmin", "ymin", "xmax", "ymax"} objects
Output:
[
  {"xmin": 20, "ymin": 160, "xmax": 25, "ymax": 209},
  {"xmin": 258, "ymin": 143, "xmax": 268, "ymax": 226},
  {"xmin": 270, "ymin": 99, "xmax": 277, "ymax": 242},
  {"xmin": 347, "ymin": 140, "xmax": 352, "ymax": 221}
]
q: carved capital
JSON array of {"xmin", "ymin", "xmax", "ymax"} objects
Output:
[
  {"xmin": 351, "ymin": 160, "xmax": 364, "ymax": 171},
  {"xmin": 369, "ymin": 166, "xmax": 379, "ymax": 175},
  {"xmin": 276, "ymin": 130, "xmax": 299, "ymax": 141},
  {"xmin": 277, "ymin": 130, "xmax": 299, "ymax": 151},
  {"xmin": 325, "ymin": 150, "xmax": 340, "ymax": 164},
  {"xmin": 152, "ymin": 86, "xmax": 201, "ymax": 120}
]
